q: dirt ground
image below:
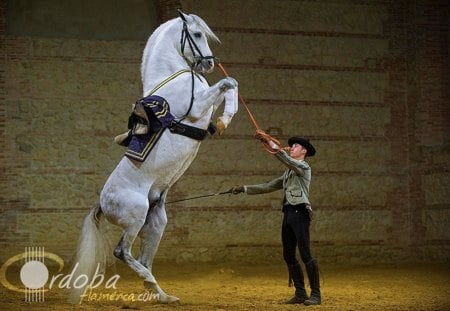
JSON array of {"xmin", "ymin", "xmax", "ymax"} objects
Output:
[{"xmin": 1, "ymin": 262, "xmax": 450, "ymax": 311}]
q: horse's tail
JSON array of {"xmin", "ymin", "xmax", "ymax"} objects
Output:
[{"xmin": 69, "ymin": 204, "xmax": 114, "ymax": 303}]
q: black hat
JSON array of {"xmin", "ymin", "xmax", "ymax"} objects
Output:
[{"xmin": 287, "ymin": 137, "xmax": 316, "ymax": 157}]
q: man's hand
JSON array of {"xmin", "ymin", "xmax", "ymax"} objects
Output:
[
  {"xmin": 254, "ymin": 129, "xmax": 281, "ymax": 151},
  {"xmin": 229, "ymin": 186, "xmax": 245, "ymax": 194},
  {"xmin": 254, "ymin": 130, "xmax": 269, "ymax": 143}
]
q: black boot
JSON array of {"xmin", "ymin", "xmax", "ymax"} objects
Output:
[
  {"xmin": 285, "ymin": 263, "xmax": 307, "ymax": 304},
  {"xmin": 304, "ymin": 258, "xmax": 321, "ymax": 305}
]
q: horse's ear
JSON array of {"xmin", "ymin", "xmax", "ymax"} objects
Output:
[{"xmin": 178, "ymin": 9, "xmax": 187, "ymax": 22}]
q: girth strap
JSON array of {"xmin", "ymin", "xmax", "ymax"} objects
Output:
[{"xmin": 169, "ymin": 121, "xmax": 216, "ymax": 141}]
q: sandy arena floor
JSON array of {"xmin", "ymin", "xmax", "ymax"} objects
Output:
[{"xmin": 1, "ymin": 262, "xmax": 449, "ymax": 310}]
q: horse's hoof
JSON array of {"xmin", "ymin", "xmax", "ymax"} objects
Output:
[
  {"xmin": 219, "ymin": 77, "xmax": 238, "ymax": 91},
  {"xmin": 216, "ymin": 119, "xmax": 226, "ymax": 135},
  {"xmin": 158, "ymin": 293, "xmax": 180, "ymax": 304}
]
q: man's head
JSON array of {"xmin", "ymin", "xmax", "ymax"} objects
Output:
[{"xmin": 287, "ymin": 137, "xmax": 316, "ymax": 160}]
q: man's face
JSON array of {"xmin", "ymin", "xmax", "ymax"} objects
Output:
[{"xmin": 289, "ymin": 143, "xmax": 307, "ymax": 160}]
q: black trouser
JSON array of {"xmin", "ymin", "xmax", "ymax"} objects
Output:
[{"xmin": 282, "ymin": 204, "xmax": 313, "ymax": 265}]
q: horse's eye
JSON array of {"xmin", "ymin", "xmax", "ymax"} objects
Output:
[{"xmin": 193, "ymin": 32, "xmax": 202, "ymax": 39}]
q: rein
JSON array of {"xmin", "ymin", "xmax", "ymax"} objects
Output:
[
  {"xmin": 177, "ymin": 11, "xmax": 280, "ymax": 154},
  {"xmin": 217, "ymin": 62, "xmax": 281, "ymax": 154}
]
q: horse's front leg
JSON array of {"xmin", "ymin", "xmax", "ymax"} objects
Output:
[
  {"xmin": 217, "ymin": 76, "xmax": 238, "ymax": 92},
  {"xmin": 189, "ymin": 77, "xmax": 238, "ymax": 121},
  {"xmin": 216, "ymin": 87, "xmax": 238, "ymax": 135}
]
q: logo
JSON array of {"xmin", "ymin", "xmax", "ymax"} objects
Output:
[
  {"xmin": 0, "ymin": 247, "xmax": 121, "ymax": 303},
  {"xmin": 1, "ymin": 247, "xmax": 159, "ymax": 304},
  {"xmin": 0, "ymin": 247, "xmax": 62, "ymax": 302}
]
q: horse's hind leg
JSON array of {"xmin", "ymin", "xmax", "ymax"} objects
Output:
[
  {"xmin": 137, "ymin": 198, "xmax": 179, "ymax": 303},
  {"xmin": 137, "ymin": 196, "xmax": 167, "ymax": 269},
  {"xmin": 114, "ymin": 231, "xmax": 155, "ymax": 283},
  {"xmin": 137, "ymin": 211, "xmax": 166, "ymax": 269},
  {"xmin": 105, "ymin": 191, "xmax": 158, "ymax": 285},
  {"xmin": 113, "ymin": 221, "xmax": 158, "ymax": 285}
]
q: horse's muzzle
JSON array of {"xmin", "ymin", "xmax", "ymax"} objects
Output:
[{"xmin": 196, "ymin": 57, "xmax": 215, "ymax": 74}]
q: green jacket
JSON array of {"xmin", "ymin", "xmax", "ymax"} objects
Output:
[{"xmin": 245, "ymin": 150, "xmax": 312, "ymax": 208}]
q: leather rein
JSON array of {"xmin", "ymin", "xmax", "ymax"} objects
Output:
[
  {"xmin": 216, "ymin": 63, "xmax": 281, "ymax": 154},
  {"xmin": 178, "ymin": 12, "xmax": 281, "ymax": 153}
]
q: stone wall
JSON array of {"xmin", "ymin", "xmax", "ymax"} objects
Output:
[{"xmin": 0, "ymin": 0, "xmax": 449, "ymax": 264}]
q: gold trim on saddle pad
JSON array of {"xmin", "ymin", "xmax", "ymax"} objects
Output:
[{"xmin": 124, "ymin": 128, "xmax": 166, "ymax": 162}]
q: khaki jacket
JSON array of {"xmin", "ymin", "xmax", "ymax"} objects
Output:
[{"xmin": 245, "ymin": 150, "xmax": 312, "ymax": 207}]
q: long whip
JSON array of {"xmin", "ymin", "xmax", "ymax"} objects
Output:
[{"xmin": 166, "ymin": 189, "xmax": 232, "ymax": 204}]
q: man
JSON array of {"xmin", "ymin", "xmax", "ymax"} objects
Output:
[{"xmin": 230, "ymin": 134, "xmax": 321, "ymax": 305}]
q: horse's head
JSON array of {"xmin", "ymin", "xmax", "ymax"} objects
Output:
[{"xmin": 178, "ymin": 11, "xmax": 220, "ymax": 74}]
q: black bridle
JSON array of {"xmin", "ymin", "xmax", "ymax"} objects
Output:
[
  {"xmin": 179, "ymin": 11, "xmax": 216, "ymax": 70},
  {"xmin": 175, "ymin": 10, "xmax": 216, "ymax": 122}
]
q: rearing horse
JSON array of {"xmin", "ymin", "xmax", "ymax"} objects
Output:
[{"xmin": 70, "ymin": 11, "xmax": 238, "ymax": 304}]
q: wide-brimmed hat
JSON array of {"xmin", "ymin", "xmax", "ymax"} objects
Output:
[{"xmin": 288, "ymin": 137, "xmax": 316, "ymax": 157}]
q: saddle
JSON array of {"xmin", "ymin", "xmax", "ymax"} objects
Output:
[
  {"xmin": 115, "ymin": 95, "xmax": 216, "ymax": 162},
  {"xmin": 114, "ymin": 95, "xmax": 174, "ymax": 147}
]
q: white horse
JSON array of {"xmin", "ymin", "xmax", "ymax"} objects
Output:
[{"xmin": 70, "ymin": 11, "xmax": 238, "ymax": 304}]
